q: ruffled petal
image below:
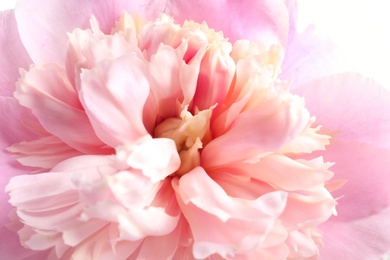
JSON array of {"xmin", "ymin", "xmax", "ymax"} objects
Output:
[
  {"xmin": 173, "ymin": 167, "xmax": 288, "ymax": 259},
  {"xmin": 15, "ymin": 63, "xmax": 109, "ymax": 154},
  {"xmin": 0, "ymin": 10, "xmax": 32, "ymax": 97},
  {"xmin": 117, "ymin": 137, "xmax": 180, "ymax": 183},
  {"xmin": 226, "ymin": 155, "xmax": 334, "ymax": 192},
  {"xmin": 8, "ymin": 136, "xmax": 83, "ymax": 170},
  {"xmin": 203, "ymin": 94, "xmax": 310, "ymax": 168},
  {"xmin": 79, "ymin": 55, "xmax": 150, "ymax": 147}
]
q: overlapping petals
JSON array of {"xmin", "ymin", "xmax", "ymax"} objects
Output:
[
  {"xmin": 1, "ymin": 0, "xmax": 390, "ymax": 259},
  {"xmin": 7, "ymin": 137, "xmax": 181, "ymax": 258},
  {"xmin": 2, "ymin": 11, "xmax": 340, "ymax": 259}
]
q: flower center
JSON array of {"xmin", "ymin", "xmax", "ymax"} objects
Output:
[{"xmin": 154, "ymin": 105, "xmax": 215, "ymax": 176}]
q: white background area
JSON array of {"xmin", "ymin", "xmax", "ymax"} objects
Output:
[
  {"xmin": 296, "ymin": 0, "xmax": 390, "ymax": 89},
  {"xmin": 1, "ymin": 0, "xmax": 390, "ymax": 258}
]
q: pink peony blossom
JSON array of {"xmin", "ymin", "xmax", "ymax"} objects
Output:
[{"xmin": 1, "ymin": 0, "xmax": 389, "ymax": 259}]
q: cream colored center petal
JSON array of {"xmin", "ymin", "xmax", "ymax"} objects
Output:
[{"xmin": 154, "ymin": 105, "xmax": 215, "ymax": 175}]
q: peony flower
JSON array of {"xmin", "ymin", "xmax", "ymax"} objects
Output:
[{"xmin": 0, "ymin": 0, "xmax": 389, "ymax": 259}]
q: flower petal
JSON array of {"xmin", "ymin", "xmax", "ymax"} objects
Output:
[
  {"xmin": 203, "ymin": 94, "xmax": 310, "ymax": 168},
  {"xmin": 225, "ymin": 155, "xmax": 333, "ymax": 191},
  {"xmin": 121, "ymin": 138, "xmax": 180, "ymax": 183},
  {"xmin": 173, "ymin": 167, "xmax": 288, "ymax": 258},
  {"xmin": 293, "ymin": 73, "xmax": 390, "ymax": 257},
  {"xmin": 164, "ymin": 0, "xmax": 289, "ymax": 45},
  {"xmin": 14, "ymin": 0, "xmax": 165, "ymax": 64},
  {"xmin": 293, "ymin": 73, "xmax": 390, "ymax": 150},
  {"xmin": 280, "ymin": 1, "xmax": 338, "ymax": 89},
  {"xmin": 79, "ymin": 55, "xmax": 150, "ymax": 147},
  {"xmin": 0, "ymin": 97, "xmax": 43, "ymax": 259},
  {"xmin": 15, "ymin": 63, "xmax": 109, "ymax": 154},
  {"xmin": 0, "ymin": 10, "xmax": 32, "ymax": 97},
  {"xmin": 320, "ymin": 205, "xmax": 390, "ymax": 259},
  {"xmin": 8, "ymin": 136, "xmax": 83, "ymax": 170}
]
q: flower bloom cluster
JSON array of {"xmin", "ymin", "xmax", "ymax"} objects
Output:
[{"xmin": 6, "ymin": 12, "xmax": 340, "ymax": 259}]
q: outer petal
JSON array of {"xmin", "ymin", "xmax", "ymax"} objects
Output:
[
  {"xmin": 320, "ymin": 205, "xmax": 390, "ymax": 259},
  {"xmin": 0, "ymin": 10, "xmax": 32, "ymax": 97},
  {"xmin": 164, "ymin": 0, "xmax": 289, "ymax": 45},
  {"xmin": 293, "ymin": 73, "xmax": 390, "ymax": 257},
  {"xmin": 14, "ymin": 0, "xmax": 165, "ymax": 64},
  {"xmin": 5, "ymin": 155, "xmax": 119, "ymax": 258},
  {"xmin": 15, "ymin": 64, "xmax": 109, "ymax": 154},
  {"xmin": 14, "ymin": 0, "xmax": 288, "ymax": 64},
  {"xmin": 0, "ymin": 97, "xmax": 45, "ymax": 259},
  {"xmin": 280, "ymin": 1, "xmax": 338, "ymax": 89},
  {"xmin": 293, "ymin": 73, "xmax": 390, "ymax": 151}
]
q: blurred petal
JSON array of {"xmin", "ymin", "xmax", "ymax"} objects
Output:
[
  {"xmin": 164, "ymin": 0, "xmax": 289, "ymax": 45},
  {"xmin": 14, "ymin": 0, "xmax": 165, "ymax": 63},
  {"xmin": 294, "ymin": 73, "xmax": 390, "ymax": 150},
  {"xmin": 281, "ymin": 1, "xmax": 338, "ymax": 89},
  {"xmin": 281, "ymin": 27, "xmax": 337, "ymax": 89},
  {"xmin": 320, "ymin": 205, "xmax": 390, "ymax": 259},
  {"xmin": 0, "ymin": 97, "xmax": 43, "ymax": 259},
  {"xmin": 0, "ymin": 10, "xmax": 32, "ymax": 97},
  {"xmin": 293, "ymin": 73, "xmax": 390, "ymax": 257},
  {"xmin": 0, "ymin": 97, "xmax": 39, "ymax": 149}
]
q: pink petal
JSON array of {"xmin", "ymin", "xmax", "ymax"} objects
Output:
[
  {"xmin": 224, "ymin": 155, "xmax": 333, "ymax": 191},
  {"xmin": 15, "ymin": 63, "xmax": 109, "ymax": 154},
  {"xmin": 0, "ymin": 10, "xmax": 32, "ymax": 97},
  {"xmin": 118, "ymin": 207, "xmax": 179, "ymax": 241},
  {"xmin": 173, "ymin": 167, "xmax": 288, "ymax": 258},
  {"xmin": 66, "ymin": 24, "xmax": 141, "ymax": 89},
  {"xmin": 294, "ymin": 73, "xmax": 390, "ymax": 151},
  {"xmin": 137, "ymin": 226, "xmax": 181, "ymax": 260},
  {"xmin": 191, "ymin": 43, "xmax": 236, "ymax": 111},
  {"xmin": 281, "ymin": 27, "xmax": 337, "ymax": 89},
  {"xmin": 164, "ymin": 0, "xmax": 289, "ymax": 45},
  {"xmin": 318, "ymin": 140, "xmax": 390, "ymax": 258},
  {"xmin": 14, "ymin": 0, "xmax": 165, "ymax": 64},
  {"xmin": 8, "ymin": 136, "xmax": 83, "ymax": 169},
  {"xmin": 0, "ymin": 227, "xmax": 50, "ymax": 260},
  {"xmin": 69, "ymin": 225, "xmax": 141, "ymax": 259},
  {"xmin": 5, "ymin": 155, "xmax": 119, "ymax": 257},
  {"xmin": 147, "ymin": 44, "xmax": 185, "ymax": 119},
  {"xmin": 0, "ymin": 98, "xmax": 39, "ymax": 254},
  {"xmin": 0, "ymin": 97, "xmax": 44, "ymax": 259},
  {"xmin": 123, "ymin": 138, "xmax": 180, "ymax": 183},
  {"xmin": 293, "ymin": 73, "xmax": 390, "ymax": 257},
  {"xmin": 0, "ymin": 97, "xmax": 40, "ymax": 149},
  {"xmin": 280, "ymin": 1, "xmax": 338, "ymax": 89},
  {"xmin": 320, "ymin": 205, "xmax": 390, "ymax": 259},
  {"xmin": 79, "ymin": 55, "xmax": 150, "ymax": 147},
  {"xmin": 203, "ymin": 95, "xmax": 310, "ymax": 168}
]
